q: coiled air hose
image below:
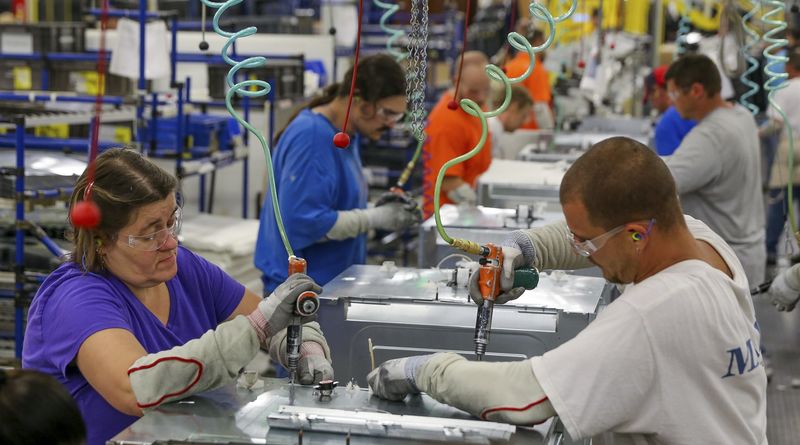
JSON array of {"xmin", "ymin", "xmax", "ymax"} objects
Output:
[
  {"xmin": 200, "ymin": 0, "xmax": 294, "ymax": 256},
  {"xmin": 433, "ymin": 0, "xmax": 575, "ymax": 254},
  {"xmin": 739, "ymin": 0, "xmax": 761, "ymax": 115},
  {"xmin": 763, "ymin": 0, "xmax": 798, "ymax": 240}
]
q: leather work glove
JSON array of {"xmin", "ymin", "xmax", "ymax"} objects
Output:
[
  {"xmin": 765, "ymin": 266, "xmax": 800, "ymax": 312},
  {"xmin": 248, "ymin": 273, "xmax": 322, "ymax": 345},
  {"xmin": 468, "ymin": 244, "xmax": 528, "ymax": 305},
  {"xmin": 366, "ymin": 202, "xmax": 421, "ymax": 232},
  {"xmin": 446, "ymin": 183, "xmax": 477, "ymax": 206},
  {"xmin": 268, "ymin": 322, "xmax": 334, "ymax": 385},
  {"xmin": 297, "ymin": 343, "xmax": 334, "ymax": 385},
  {"xmin": 367, "ymin": 354, "xmax": 434, "ymax": 401}
]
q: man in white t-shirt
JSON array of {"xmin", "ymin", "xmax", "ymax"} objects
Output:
[
  {"xmin": 368, "ymin": 137, "xmax": 767, "ymax": 444},
  {"xmin": 664, "ymin": 53, "xmax": 765, "ymax": 286}
]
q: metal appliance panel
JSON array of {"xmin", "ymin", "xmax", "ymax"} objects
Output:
[
  {"xmin": 109, "ymin": 379, "xmax": 586, "ymax": 444},
  {"xmin": 418, "ymin": 205, "xmax": 563, "ymax": 268},
  {"xmin": 477, "ymin": 160, "xmax": 567, "ymax": 209},
  {"xmin": 319, "ymin": 265, "xmax": 606, "ymax": 386}
]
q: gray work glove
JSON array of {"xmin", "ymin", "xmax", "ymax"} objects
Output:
[
  {"xmin": 367, "ymin": 354, "xmax": 434, "ymax": 401},
  {"xmin": 446, "ymin": 183, "xmax": 478, "ymax": 206},
  {"xmin": 248, "ymin": 273, "xmax": 322, "ymax": 347},
  {"xmin": 366, "ymin": 203, "xmax": 421, "ymax": 231},
  {"xmin": 765, "ymin": 266, "xmax": 800, "ymax": 312},
  {"xmin": 268, "ymin": 322, "xmax": 334, "ymax": 385},
  {"xmin": 326, "ymin": 204, "xmax": 421, "ymax": 241},
  {"xmin": 468, "ymin": 231, "xmax": 535, "ymax": 305}
]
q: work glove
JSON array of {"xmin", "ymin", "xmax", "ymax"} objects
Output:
[
  {"xmin": 446, "ymin": 183, "xmax": 478, "ymax": 206},
  {"xmin": 366, "ymin": 202, "xmax": 421, "ymax": 232},
  {"xmin": 374, "ymin": 189, "xmax": 420, "ymax": 212},
  {"xmin": 367, "ymin": 354, "xmax": 435, "ymax": 401},
  {"xmin": 268, "ymin": 322, "xmax": 334, "ymax": 385},
  {"xmin": 468, "ymin": 231, "xmax": 535, "ymax": 305},
  {"xmin": 765, "ymin": 266, "xmax": 800, "ymax": 312},
  {"xmin": 247, "ymin": 273, "xmax": 322, "ymax": 347}
]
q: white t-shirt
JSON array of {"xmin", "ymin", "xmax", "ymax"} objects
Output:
[
  {"xmin": 666, "ymin": 104, "xmax": 765, "ymax": 286},
  {"xmin": 530, "ymin": 216, "xmax": 767, "ymax": 444},
  {"xmin": 767, "ymin": 77, "xmax": 800, "ymax": 136}
]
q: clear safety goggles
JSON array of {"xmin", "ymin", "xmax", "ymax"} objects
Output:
[
  {"xmin": 124, "ymin": 208, "xmax": 182, "ymax": 251},
  {"xmin": 377, "ymin": 106, "xmax": 405, "ymax": 124},
  {"xmin": 566, "ymin": 219, "xmax": 655, "ymax": 257}
]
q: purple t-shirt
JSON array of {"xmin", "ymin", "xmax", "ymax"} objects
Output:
[{"xmin": 22, "ymin": 246, "xmax": 245, "ymax": 445}]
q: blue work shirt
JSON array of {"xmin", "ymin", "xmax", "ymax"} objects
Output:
[
  {"xmin": 255, "ymin": 109, "xmax": 368, "ymax": 292},
  {"xmin": 654, "ymin": 106, "xmax": 696, "ymax": 156}
]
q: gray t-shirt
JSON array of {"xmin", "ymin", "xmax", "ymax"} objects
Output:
[{"xmin": 666, "ymin": 104, "xmax": 765, "ymax": 285}]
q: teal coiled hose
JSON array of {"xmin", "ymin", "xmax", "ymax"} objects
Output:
[
  {"xmin": 739, "ymin": 0, "xmax": 760, "ymax": 115},
  {"xmin": 433, "ymin": 0, "xmax": 576, "ymax": 253},
  {"xmin": 373, "ymin": 0, "xmax": 407, "ymax": 61},
  {"xmin": 200, "ymin": 0, "xmax": 294, "ymax": 256},
  {"xmin": 762, "ymin": 0, "xmax": 797, "ymax": 238}
]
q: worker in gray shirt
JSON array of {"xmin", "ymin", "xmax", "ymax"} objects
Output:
[{"xmin": 663, "ymin": 54, "xmax": 766, "ymax": 286}]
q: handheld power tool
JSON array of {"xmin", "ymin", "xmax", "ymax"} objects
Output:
[
  {"xmin": 474, "ymin": 243, "xmax": 539, "ymax": 360},
  {"xmin": 287, "ymin": 256, "xmax": 321, "ymax": 386}
]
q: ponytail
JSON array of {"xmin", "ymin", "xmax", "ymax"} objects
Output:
[{"xmin": 274, "ymin": 83, "xmax": 340, "ymax": 145}]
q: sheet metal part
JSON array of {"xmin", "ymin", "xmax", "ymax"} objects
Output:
[
  {"xmin": 320, "ymin": 265, "xmax": 608, "ymax": 386},
  {"xmin": 418, "ymin": 205, "xmax": 563, "ymax": 268},
  {"xmin": 109, "ymin": 378, "xmax": 585, "ymax": 444},
  {"xmin": 268, "ymin": 404, "xmax": 516, "ymax": 443}
]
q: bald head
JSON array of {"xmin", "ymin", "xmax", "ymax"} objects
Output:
[
  {"xmin": 453, "ymin": 51, "xmax": 490, "ymax": 106},
  {"xmin": 560, "ymin": 137, "xmax": 684, "ymax": 231}
]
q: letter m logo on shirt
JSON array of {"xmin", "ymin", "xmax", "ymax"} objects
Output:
[{"xmin": 722, "ymin": 338, "xmax": 762, "ymax": 378}]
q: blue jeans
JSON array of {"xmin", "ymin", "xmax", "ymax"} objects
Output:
[{"xmin": 765, "ymin": 186, "xmax": 800, "ymax": 258}]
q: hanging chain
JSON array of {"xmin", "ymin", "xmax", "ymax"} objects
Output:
[{"xmin": 406, "ymin": 0, "xmax": 429, "ymax": 142}]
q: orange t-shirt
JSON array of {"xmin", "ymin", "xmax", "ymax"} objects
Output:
[
  {"xmin": 504, "ymin": 52, "xmax": 551, "ymax": 130},
  {"xmin": 422, "ymin": 92, "xmax": 493, "ymax": 217}
]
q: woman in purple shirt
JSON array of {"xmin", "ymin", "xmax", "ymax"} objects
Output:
[{"xmin": 22, "ymin": 148, "xmax": 333, "ymax": 445}]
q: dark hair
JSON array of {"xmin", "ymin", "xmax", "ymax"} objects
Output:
[
  {"xmin": 665, "ymin": 53, "xmax": 721, "ymax": 97},
  {"xmin": 68, "ymin": 148, "xmax": 178, "ymax": 272},
  {"xmin": 560, "ymin": 136, "xmax": 684, "ymax": 232},
  {"xmin": 0, "ymin": 368, "xmax": 86, "ymax": 445},
  {"xmin": 274, "ymin": 53, "xmax": 406, "ymax": 143},
  {"xmin": 495, "ymin": 84, "xmax": 532, "ymax": 109}
]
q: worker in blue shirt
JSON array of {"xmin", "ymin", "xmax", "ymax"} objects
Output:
[
  {"xmin": 255, "ymin": 54, "xmax": 420, "ymax": 292},
  {"xmin": 645, "ymin": 65, "xmax": 696, "ymax": 156}
]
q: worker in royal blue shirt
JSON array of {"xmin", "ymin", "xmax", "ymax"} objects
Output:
[
  {"xmin": 255, "ymin": 54, "xmax": 420, "ymax": 292},
  {"xmin": 645, "ymin": 65, "xmax": 696, "ymax": 156}
]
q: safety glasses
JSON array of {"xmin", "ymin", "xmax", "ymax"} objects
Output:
[
  {"xmin": 124, "ymin": 208, "xmax": 182, "ymax": 251},
  {"xmin": 567, "ymin": 219, "xmax": 655, "ymax": 257},
  {"xmin": 377, "ymin": 106, "xmax": 405, "ymax": 124}
]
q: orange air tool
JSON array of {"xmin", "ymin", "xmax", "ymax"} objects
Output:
[
  {"xmin": 474, "ymin": 243, "xmax": 539, "ymax": 360},
  {"xmin": 287, "ymin": 256, "xmax": 321, "ymax": 384}
]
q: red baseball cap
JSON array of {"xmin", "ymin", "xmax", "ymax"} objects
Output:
[{"xmin": 651, "ymin": 65, "xmax": 668, "ymax": 87}]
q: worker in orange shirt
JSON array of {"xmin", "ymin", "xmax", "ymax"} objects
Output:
[
  {"xmin": 423, "ymin": 51, "xmax": 493, "ymax": 218},
  {"xmin": 504, "ymin": 22, "xmax": 553, "ymax": 130}
]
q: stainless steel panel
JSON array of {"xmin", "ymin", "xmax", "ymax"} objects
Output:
[
  {"xmin": 418, "ymin": 205, "xmax": 563, "ymax": 268},
  {"xmin": 109, "ymin": 379, "xmax": 565, "ymax": 444},
  {"xmin": 319, "ymin": 265, "xmax": 606, "ymax": 386},
  {"xmin": 477, "ymin": 160, "xmax": 567, "ymax": 209}
]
